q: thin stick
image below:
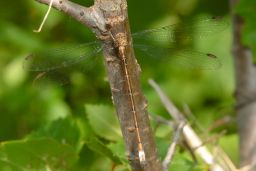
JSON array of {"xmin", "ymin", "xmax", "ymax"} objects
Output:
[
  {"xmin": 34, "ymin": 0, "xmax": 54, "ymax": 32},
  {"xmin": 148, "ymin": 79, "xmax": 184, "ymax": 122},
  {"xmin": 207, "ymin": 116, "xmax": 232, "ymax": 132},
  {"xmin": 150, "ymin": 113, "xmax": 174, "ymax": 126},
  {"xmin": 148, "ymin": 79, "xmax": 225, "ymax": 171},
  {"xmin": 162, "ymin": 121, "xmax": 186, "ymax": 171},
  {"xmin": 214, "ymin": 145, "xmax": 237, "ymax": 171}
]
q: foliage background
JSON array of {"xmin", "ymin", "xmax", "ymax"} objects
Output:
[{"xmin": 0, "ymin": 0, "xmax": 243, "ymax": 170}]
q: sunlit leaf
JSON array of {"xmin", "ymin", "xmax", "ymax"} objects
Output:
[
  {"xmin": 86, "ymin": 104, "xmax": 122, "ymax": 141},
  {"xmin": 28, "ymin": 118, "xmax": 82, "ymax": 151},
  {"xmin": 0, "ymin": 138, "xmax": 78, "ymax": 171}
]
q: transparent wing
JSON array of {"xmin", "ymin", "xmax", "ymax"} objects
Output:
[
  {"xmin": 132, "ymin": 16, "xmax": 228, "ymax": 45},
  {"xmin": 134, "ymin": 44, "xmax": 221, "ymax": 70},
  {"xmin": 31, "ymin": 71, "xmax": 70, "ymax": 87},
  {"xmin": 23, "ymin": 41, "xmax": 102, "ymax": 72}
]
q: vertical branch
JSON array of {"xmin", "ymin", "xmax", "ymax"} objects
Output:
[
  {"xmin": 34, "ymin": 0, "xmax": 162, "ymax": 170},
  {"xmin": 98, "ymin": 1, "xmax": 162, "ymax": 170},
  {"xmin": 230, "ymin": 0, "xmax": 256, "ymax": 170}
]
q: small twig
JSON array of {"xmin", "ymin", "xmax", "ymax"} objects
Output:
[
  {"xmin": 213, "ymin": 144, "xmax": 256, "ymax": 171},
  {"xmin": 148, "ymin": 79, "xmax": 225, "ymax": 171},
  {"xmin": 34, "ymin": 0, "xmax": 54, "ymax": 32},
  {"xmin": 162, "ymin": 121, "xmax": 186, "ymax": 171},
  {"xmin": 182, "ymin": 103, "xmax": 206, "ymax": 133},
  {"xmin": 148, "ymin": 79, "xmax": 185, "ymax": 121},
  {"xmin": 149, "ymin": 113, "xmax": 174, "ymax": 126},
  {"xmin": 207, "ymin": 116, "xmax": 233, "ymax": 132},
  {"xmin": 193, "ymin": 130, "xmax": 227, "ymax": 151},
  {"xmin": 213, "ymin": 145, "xmax": 237, "ymax": 171},
  {"xmin": 35, "ymin": 0, "xmax": 102, "ymax": 33}
]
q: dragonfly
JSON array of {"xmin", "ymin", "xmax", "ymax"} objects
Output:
[
  {"xmin": 24, "ymin": 16, "xmax": 228, "ymax": 163},
  {"xmin": 23, "ymin": 16, "xmax": 228, "ymax": 83}
]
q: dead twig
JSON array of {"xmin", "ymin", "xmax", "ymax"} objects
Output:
[
  {"xmin": 162, "ymin": 121, "xmax": 186, "ymax": 171},
  {"xmin": 34, "ymin": 0, "xmax": 54, "ymax": 32},
  {"xmin": 149, "ymin": 113, "xmax": 174, "ymax": 127},
  {"xmin": 148, "ymin": 79, "xmax": 225, "ymax": 171},
  {"xmin": 207, "ymin": 116, "xmax": 233, "ymax": 132},
  {"xmin": 148, "ymin": 79, "xmax": 185, "ymax": 122}
]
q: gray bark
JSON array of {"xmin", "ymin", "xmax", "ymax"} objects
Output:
[{"xmin": 230, "ymin": 0, "xmax": 256, "ymax": 170}]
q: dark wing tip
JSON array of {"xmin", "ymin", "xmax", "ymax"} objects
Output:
[
  {"xmin": 25, "ymin": 54, "xmax": 34, "ymax": 60},
  {"xmin": 206, "ymin": 53, "xmax": 217, "ymax": 58},
  {"xmin": 211, "ymin": 16, "xmax": 223, "ymax": 20}
]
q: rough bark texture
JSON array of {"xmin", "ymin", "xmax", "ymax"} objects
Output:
[
  {"xmin": 230, "ymin": 0, "xmax": 256, "ymax": 169},
  {"xmin": 35, "ymin": 0, "xmax": 162, "ymax": 170}
]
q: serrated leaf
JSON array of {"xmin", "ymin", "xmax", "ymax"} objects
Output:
[
  {"xmin": 0, "ymin": 138, "xmax": 78, "ymax": 171},
  {"xmin": 85, "ymin": 104, "xmax": 122, "ymax": 141}
]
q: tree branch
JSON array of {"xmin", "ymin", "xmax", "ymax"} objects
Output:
[
  {"xmin": 34, "ymin": 0, "xmax": 163, "ymax": 170},
  {"xmin": 35, "ymin": 0, "xmax": 106, "ymax": 34},
  {"xmin": 230, "ymin": 0, "xmax": 256, "ymax": 170}
]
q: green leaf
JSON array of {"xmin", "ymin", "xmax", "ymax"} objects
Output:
[
  {"xmin": 85, "ymin": 104, "xmax": 122, "ymax": 141},
  {"xmin": 28, "ymin": 117, "xmax": 82, "ymax": 151},
  {"xmin": 85, "ymin": 137, "xmax": 124, "ymax": 165},
  {"xmin": 0, "ymin": 138, "xmax": 78, "ymax": 171},
  {"xmin": 170, "ymin": 152, "xmax": 209, "ymax": 171},
  {"xmin": 107, "ymin": 140, "xmax": 128, "ymax": 165}
]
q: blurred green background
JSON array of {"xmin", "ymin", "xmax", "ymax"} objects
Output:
[{"xmin": 0, "ymin": 0, "xmax": 241, "ymax": 170}]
